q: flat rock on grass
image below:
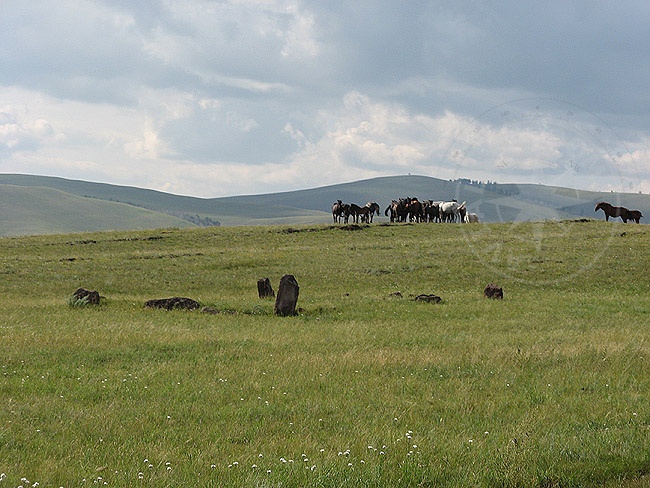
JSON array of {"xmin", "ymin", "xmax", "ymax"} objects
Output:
[
  {"xmin": 414, "ymin": 294, "xmax": 442, "ymax": 303},
  {"xmin": 144, "ymin": 297, "xmax": 200, "ymax": 311},
  {"xmin": 484, "ymin": 283, "xmax": 504, "ymax": 299}
]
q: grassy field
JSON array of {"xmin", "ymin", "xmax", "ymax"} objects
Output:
[{"xmin": 1, "ymin": 220, "xmax": 649, "ymax": 487}]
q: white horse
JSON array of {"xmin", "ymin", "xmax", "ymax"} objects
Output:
[
  {"xmin": 465, "ymin": 212, "xmax": 479, "ymax": 223},
  {"xmin": 439, "ymin": 201, "xmax": 466, "ymax": 222}
]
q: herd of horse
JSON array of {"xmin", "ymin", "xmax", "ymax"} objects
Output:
[
  {"xmin": 331, "ymin": 198, "xmax": 479, "ymax": 224},
  {"xmin": 331, "ymin": 199, "xmax": 644, "ymax": 225}
]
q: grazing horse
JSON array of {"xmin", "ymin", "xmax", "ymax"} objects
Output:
[
  {"xmin": 465, "ymin": 212, "xmax": 479, "ymax": 223},
  {"xmin": 347, "ymin": 203, "xmax": 365, "ymax": 223},
  {"xmin": 425, "ymin": 201, "xmax": 443, "ymax": 222},
  {"xmin": 440, "ymin": 201, "xmax": 466, "ymax": 222},
  {"xmin": 396, "ymin": 198, "xmax": 409, "ymax": 222},
  {"xmin": 406, "ymin": 198, "xmax": 424, "ymax": 222},
  {"xmin": 360, "ymin": 202, "xmax": 380, "ymax": 223},
  {"xmin": 384, "ymin": 200, "xmax": 398, "ymax": 222},
  {"xmin": 332, "ymin": 200, "xmax": 344, "ymax": 223},
  {"xmin": 595, "ymin": 202, "xmax": 630, "ymax": 223},
  {"xmin": 341, "ymin": 203, "xmax": 352, "ymax": 223},
  {"xmin": 627, "ymin": 209, "xmax": 643, "ymax": 223}
]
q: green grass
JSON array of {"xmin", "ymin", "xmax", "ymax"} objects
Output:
[{"xmin": 0, "ymin": 221, "xmax": 649, "ymax": 487}]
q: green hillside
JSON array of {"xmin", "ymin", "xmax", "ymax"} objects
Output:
[
  {"xmin": 0, "ymin": 184, "xmax": 196, "ymax": 237},
  {"xmin": 1, "ymin": 174, "xmax": 648, "ymax": 236}
]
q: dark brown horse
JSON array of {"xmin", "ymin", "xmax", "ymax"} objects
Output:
[
  {"xmin": 359, "ymin": 202, "xmax": 381, "ymax": 223},
  {"xmin": 627, "ymin": 209, "xmax": 643, "ymax": 223},
  {"xmin": 347, "ymin": 203, "xmax": 364, "ymax": 223},
  {"xmin": 406, "ymin": 198, "xmax": 424, "ymax": 222},
  {"xmin": 331, "ymin": 200, "xmax": 344, "ymax": 223},
  {"xmin": 595, "ymin": 202, "xmax": 630, "ymax": 223}
]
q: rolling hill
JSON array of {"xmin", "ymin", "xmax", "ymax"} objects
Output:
[
  {"xmin": 0, "ymin": 184, "xmax": 195, "ymax": 236},
  {"xmin": 0, "ymin": 173, "xmax": 648, "ymax": 237}
]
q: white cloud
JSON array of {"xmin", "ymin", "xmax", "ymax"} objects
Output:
[
  {"xmin": 614, "ymin": 148, "xmax": 650, "ymax": 174},
  {"xmin": 1, "ymin": 1, "xmax": 649, "ymax": 198}
]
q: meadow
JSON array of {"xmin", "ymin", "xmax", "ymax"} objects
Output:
[{"xmin": 0, "ymin": 220, "xmax": 649, "ymax": 487}]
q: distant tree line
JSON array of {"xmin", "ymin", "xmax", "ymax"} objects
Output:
[{"xmin": 453, "ymin": 179, "xmax": 521, "ymax": 196}]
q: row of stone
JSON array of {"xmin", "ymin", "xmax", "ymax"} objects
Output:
[{"xmin": 70, "ymin": 274, "xmax": 301, "ymax": 316}]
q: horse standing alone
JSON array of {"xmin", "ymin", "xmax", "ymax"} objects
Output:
[{"xmin": 595, "ymin": 202, "xmax": 631, "ymax": 223}]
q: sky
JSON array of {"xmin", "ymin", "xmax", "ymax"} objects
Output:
[{"xmin": 1, "ymin": 1, "xmax": 649, "ymax": 197}]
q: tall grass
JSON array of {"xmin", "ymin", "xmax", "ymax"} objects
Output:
[{"xmin": 0, "ymin": 221, "xmax": 648, "ymax": 487}]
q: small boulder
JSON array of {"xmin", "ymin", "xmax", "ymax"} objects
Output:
[
  {"xmin": 257, "ymin": 277, "xmax": 275, "ymax": 298},
  {"xmin": 201, "ymin": 307, "xmax": 220, "ymax": 314},
  {"xmin": 72, "ymin": 287, "xmax": 101, "ymax": 305},
  {"xmin": 274, "ymin": 274, "xmax": 299, "ymax": 316},
  {"xmin": 414, "ymin": 294, "xmax": 442, "ymax": 303},
  {"xmin": 484, "ymin": 283, "xmax": 503, "ymax": 299},
  {"xmin": 144, "ymin": 297, "xmax": 200, "ymax": 310}
]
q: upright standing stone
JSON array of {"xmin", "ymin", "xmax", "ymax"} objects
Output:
[
  {"xmin": 274, "ymin": 274, "xmax": 299, "ymax": 316},
  {"xmin": 257, "ymin": 277, "xmax": 275, "ymax": 298}
]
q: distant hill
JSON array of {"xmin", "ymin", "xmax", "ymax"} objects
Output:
[
  {"xmin": 0, "ymin": 173, "xmax": 648, "ymax": 237},
  {"xmin": 0, "ymin": 184, "xmax": 195, "ymax": 236}
]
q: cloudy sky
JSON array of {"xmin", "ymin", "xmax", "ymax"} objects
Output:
[{"xmin": 1, "ymin": 1, "xmax": 649, "ymax": 197}]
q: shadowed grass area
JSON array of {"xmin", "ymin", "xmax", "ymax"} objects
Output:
[{"xmin": 0, "ymin": 221, "xmax": 649, "ymax": 487}]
